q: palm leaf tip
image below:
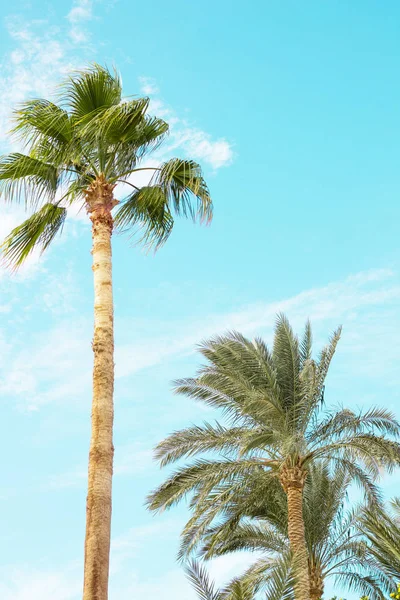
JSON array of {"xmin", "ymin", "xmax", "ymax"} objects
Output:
[
  {"xmin": 60, "ymin": 62, "xmax": 122, "ymax": 121},
  {"xmin": 1, "ymin": 203, "xmax": 66, "ymax": 269},
  {"xmin": 0, "ymin": 153, "xmax": 58, "ymax": 207},
  {"xmin": 153, "ymin": 158, "xmax": 213, "ymax": 224},
  {"xmin": 185, "ymin": 560, "xmax": 220, "ymax": 600}
]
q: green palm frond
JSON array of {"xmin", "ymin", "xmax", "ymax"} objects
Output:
[
  {"xmin": 360, "ymin": 501, "xmax": 400, "ymax": 580},
  {"xmin": 114, "ymin": 186, "xmax": 174, "ymax": 249},
  {"xmin": 60, "ymin": 63, "xmax": 122, "ymax": 122},
  {"xmin": 272, "ymin": 313, "xmax": 300, "ymax": 411},
  {"xmin": 12, "ymin": 99, "xmax": 72, "ymax": 148},
  {"xmin": 232, "ymin": 554, "xmax": 294, "ymax": 600},
  {"xmin": 0, "ymin": 153, "xmax": 58, "ymax": 207},
  {"xmin": 1, "ymin": 203, "xmax": 66, "ymax": 268},
  {"xmin": 83, "ymin": 97, "xmax": 149, "ymax": 144},
  {"xmin": 202, "ymin": 521, "xmax": 287, "ymax": 557},
  {"xmin": 185, "ymin": 561, "xmax": 221, "ymax": 600},
  {"xmin": 147, "ymin": 458, "xmax": 265, "ymax": 514},
  {"xmin": 390, "ymin": 497, "xmax": 400, "ymax": 517},
  {"xmin": 299, "ymin": 320, "xmax": 313, "ymax": 365},
  {"xmin": 154, "ymin": 422, "xmax": 259, "ymax": 468},
  {"xmin": 314, "ymin": 326, "xmax": 342, "ymax": 403},
  {"xmin": 221, "ymin": 579, "xmax": 257, "ymax": 600},
  {"xmin": 151, "ymin": 158, "xmax": 213, "ymax": 223}
]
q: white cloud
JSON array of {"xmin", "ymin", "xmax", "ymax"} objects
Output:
[
  {"xmin": 0, "ymin": 318, "xmax": 92, "ymax": 411},
  {"xmin": 181, "ymin": 131, "xmax": 233, "ymax": 169},
  {"xmin": 67, "ymin": 0, "xmax": 94, "ymax": 44},
  {"xmin": 0, "ymin": 566, "xmax": 80, "ymax": 600},
  {"xmin": 115, "ymin": 267, "xmax": 400, "ymax": 379},
  {"xmin": 0, "ymin": 18, "xmax": 74, "ymax": 145},
  {"xmin": 2, "ymin": 267, "xmax": 400, "ymax": 413},
  {"xmin": 47, "ymin": 442, "xmax": 153, "ymax": 489},
  {"xmin": 139, "ymin": 76, "xmax": 159, "ymax": 96},
  {"xmin": 139, "ymin": 80, "xmax": 234, "ymax": 170}
]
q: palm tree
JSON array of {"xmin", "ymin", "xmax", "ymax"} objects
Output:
[
  {"xmin": 0, "ymin": 64, "xmax": 212, "ymax": 600},
  {"xmin": 360, "ymin": 498, "xmax": 400, "ymax": 582},
  {"xmin": 147, "ymin": 317, "xmax": 400, "ymax": 600},
  {"xmin": 194, "ymin": 463, "xmax": 391, "ymax": 600}
]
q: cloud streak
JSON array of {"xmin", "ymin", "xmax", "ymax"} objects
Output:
[{"xmin": 138, "ymin": 78, "xmax": 234, "ymax": 170}]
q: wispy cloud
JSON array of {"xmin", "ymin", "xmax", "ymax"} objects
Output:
[
  {"xmin": 47, "ymin": 442, "xmax": 153, "ymax": 489},
  {"xmin": 0, "ymin": 565, "xmax": 80, "ymax": 600},
  {"xmin": 67, "ymin": 0, "xmax": 94, "ymax": 44},
  {"xmin": 138, "ymin": 76, "xmax": 159, "ymax": 95},
  {"xmin": 2, "ymin": 266, "xmax": 399, "ymax": 412},
  {"xmin": 0, "ymin": 14, "xmax": 87, "ymax": 145},
  {"xmin": 115, "ymin": 267, "xmax": 400, "ymax": 379},
  {"xmin": 138, "ymin": 77, "xmax": 234, "ymax": 170}
]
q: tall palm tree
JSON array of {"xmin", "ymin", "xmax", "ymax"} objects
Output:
[
  {"xmin": 147, "ymin": 317, "xmax": 400, "ymax": 600},
  {"xmin": 360, "ymin": 498, "xmax": 400, "ymax": 582},
  {"xmin": 194, "ymin": 464, "xmax": 391, "ymax": 600},
  {"xmin": 0, "ymin": 64, "xmax": 212, "ymax": 600}
]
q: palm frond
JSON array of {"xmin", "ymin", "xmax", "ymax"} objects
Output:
[
  {"xmin": 60, "ymin": 63, "xmax": 122, "ymax": 122},
  {"xmin": 146, "ymin": 458, "xmax": 265, "ymax": 513},
  {"xmin": 12, "ymin": 99, "xmax": 72, "ymax": 148},
  {"xmin": 185, "ymin": 561, "xmax": 221, "ymax": 600},
  {"xmin": 154, "ymin": 422, "xmax": 256, "ymax": 467},
  {"xmin": 272, "ymin": 313, "xmax": 300, "ymax": 411},
  {"xmin": 0, "ymin": 153, "xmax": 58, "ymax": 207},
  {"xmin": 360, "ymin": 502, "xmax": 400, "ymax": 580},
  {"xmin": 1, "ymin": 203, "xmax": 66, "ymax": 268},
  {"xmin": 151, "ymin": 158, "xmax": 212, "ymax": 223},
  {"xmin": 114, "ymin": 185, "xmax": 174, "ymax": 249}
]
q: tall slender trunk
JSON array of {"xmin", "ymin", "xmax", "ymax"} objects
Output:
[
  {"xmin": 280, "ymin": 463, "xmax": 310, "ymax": 600},
  {"xmin": 83, "ymin": 176, "xmax": 118, "ymax": 600},
  {"xmin": 309, "ymin": 561, "xmax": 324, "ymax": 600}
]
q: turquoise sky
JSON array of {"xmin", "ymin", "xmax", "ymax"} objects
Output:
[{"xmin": 1, "ymin": 1, "xmax": 400, "ymax": 598}]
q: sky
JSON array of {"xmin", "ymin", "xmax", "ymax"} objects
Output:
[{"xmin": 0, "ymin": 0, "xmax": 400, "ymax": 598}]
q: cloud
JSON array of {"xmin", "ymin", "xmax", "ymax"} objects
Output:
[
  {"xmin": 138, "ymin": 76, "xmax": 159, "ymax": 95},
  {"xmin": 47, "ymin": 442, "xmax": 153, "ymax": 489},
  {"xmin": 67, "ymin": 0, "xmax": 94, "ymax": 44},
  {"xmin": 0, "ymin": 2, "xmax": 99, "ymax": 275},
  {"xmin": 115, "ymin": 267, "xmax": 400, "ymax": 379},
  {"xmin": 0, "ymin": 566, "xmax": 80, "ymax": 600},
  {"xmin": 0, "ymin": 17, "xmax": 75, "ymax": 145},
  {"xmin": 2, "ymin": 267, "xmax": 400, "ymax": 413},
  {"xmin": 138, "ymin": 78, "xmax": 234, "ymax": 170}
]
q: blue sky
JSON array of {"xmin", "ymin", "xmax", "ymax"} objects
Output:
[{"xmin": 1, "ymin": 1, "xmax": 400, "ymax": 598}]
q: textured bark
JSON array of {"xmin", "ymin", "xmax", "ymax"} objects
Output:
[
  {"xmin": 280, "ymin": 463, "xmax": 310, "ymax": 600},
  {"xmin": 309, "ymin": 562, "xmax": 324, "ymax": 600},
  {"xmin": 83, "ymin": 176, "xmax": 118, "ymax": 600}
]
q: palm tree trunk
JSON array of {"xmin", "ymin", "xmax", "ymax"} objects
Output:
[
  {"xmin": 309, "ymin": 562, "xmax": 323, "ymax": 600},
  {"xmin": 280, "ymin": 464, "xmax": 310, "ymax": 600},
  {"xmin": 83, "ymin": 177, "xmax": 118, "ymax": 600}
]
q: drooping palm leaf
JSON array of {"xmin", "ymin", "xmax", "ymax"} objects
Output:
[{"xmin": 1, "ymin": 203, "xmax": 66, "ymax": 268}]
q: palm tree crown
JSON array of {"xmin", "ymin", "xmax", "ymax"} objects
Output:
[
  {"xmin": 148, "ymin": 316, "xmax": 399, "ymax": 511},
  {"xmin": 148, "ymin": 316, "xmax": 400, "ymax": 600},
  {"xmin": 0, "ymin": 63, "xmax": 212, "ymax": 264},
  {"xmin": 195, "ymin": 464, "xmax": 391, "ymax": 600},
  {"xmin": 0, "ymin": 63, "xmax": 214, "ymax": 600}
]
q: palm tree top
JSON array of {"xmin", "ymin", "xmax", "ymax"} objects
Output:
[
  {"xmin": 0, "ymin": 63, "xmax": 213, "ymax": 267},
  {"xmin": 148, "ymin": 315, "xmax": 400, "ymax": 511}
]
